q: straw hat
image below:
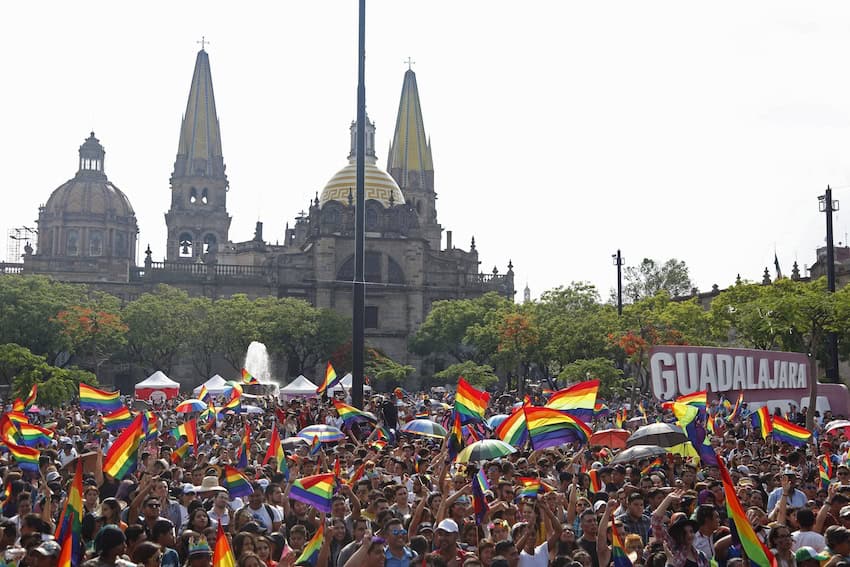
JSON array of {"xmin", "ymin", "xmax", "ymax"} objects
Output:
[{"xmin": 195, "ymin": 476, "xmax": 226, "ymax": 493}]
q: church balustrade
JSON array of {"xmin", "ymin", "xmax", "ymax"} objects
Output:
[{"xmin": 0, "ymin": 262, "xmax": 24, "ymax": 274}]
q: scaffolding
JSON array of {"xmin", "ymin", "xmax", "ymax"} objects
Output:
[{"xmin": 6, "ymin": 227, "xmax": 37, "ymax": 262}]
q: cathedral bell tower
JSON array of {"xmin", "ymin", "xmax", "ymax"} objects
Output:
[
  {"xmin": 387, "ymin": 67, "xmax": 441, "ymax": 249},
  {"xmin": 164, "ymin": 47, "xmax": 231, "ymax": 261}
]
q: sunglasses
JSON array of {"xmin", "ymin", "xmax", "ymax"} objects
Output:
[{"xmin": 391, "ymin": 528, "xmax": 407, "ymax": 536}]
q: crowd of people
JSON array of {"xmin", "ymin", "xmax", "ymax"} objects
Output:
[{"xmin": 0, "ymin": 385, "xmax": 848, "ymax": 567}]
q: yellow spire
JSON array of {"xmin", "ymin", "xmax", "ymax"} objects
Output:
[
  {"xmin": 387, "ymin": 69, "xmax": 433, "ymax": 187},
  {"xmin": 173, "ymin": 49, "xmax": 225, "ymax": 181}
]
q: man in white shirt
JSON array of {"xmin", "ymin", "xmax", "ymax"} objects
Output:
[{"xmin": 792, "ymin": 508, "xmax": 826, "ymax": 552}]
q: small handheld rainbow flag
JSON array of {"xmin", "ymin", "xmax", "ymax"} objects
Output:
[
  {"xmin": 196, "ymin": 385, "xmax": 210, "ymax": 403},
  {"xmin": 718, "ymin": 458, "xmax": 777, "ymax": 567},
  {"xmin": 346, "ymin": 462, "xmax": 366, "ymax": 487},
  {"xmin": 290, "ymin": 473, "xmax": 335, "ymax": 513},
  {"xmin": 222, "ymin": 465, "xmax": 254, "ymax": 498},
  {"xmin": 55, "ymin": 459, "xmax": 83, "ymax": 567},
  {"xmin": 11, "ymin": 399, "xmax": 23, "ymax": 413},
  {"xmin": 611, "ymin": 522, "xmax": 634, "ymax": 567},
  {"xmin": 263, "ymin": 427, "xmax": 289, "ymax": 480},
  {"xmin": 172, "ymin": 419, "xmax": 199, "ymax": 454},
  {"xmin": 143, "ymin": 411, "xmax": 159, "ymax": 440},
  {"xmin": 23, "ymin": 384, "xmax": 37, "ymax": 412},
  {"xmin": 79, "ymin": 383, "xmax": 123, "ymax": 413},
  {"xmin": 518, "ymin": 477, "xmax": 542, "ymax": 498},
  {"xmin": 728, "ymin": 392, "xmax": 744, "ymax": 422},
  {"xmin": 637, "ymin": 401, "xmax": 648, "ymax": 423},
  {"xmin": 545, "ymin": 379, "xmax": 599, "ymax": 420},
  {"xmin": 295, "ymin": 522, "xmax": 324, "ymax": 567},
  {"xmin": 241, "ymin": 368, "xmax": 259, "ymax": 385},
  {"xmin": 213, "ymin": 523, "xmax": 236, "ymax": 567},
  {"xmin": 640, "ymin": 458, "xmax": 664, "ymax": 476},
  {"xmin": 237, "ymin": 423, "xmax": 250, "ymax": 468},
  {"xmin": 750, "ymin": 407, "xmax": 773, "ymax": 440},
  {"xmin": 454, "ymin": 377, "xmax": 490, "ymax": 424},
  {"xmin": 472, "ymin": 469, "xmax": 489, "ymax": 523},
  {"xmin": 5, "ymin": 441, "xmax": 39, "ymax": 473},
  {"xmin": 447, "ymin": 411, "xmax": 464, "ymax": 460},
  {"xmin": 309, "ymin": 434, "xmax": 321, "ymax": 456},
  {"xmin": 316, "ymin": 362, "xmax": 341, "ymax": 395},
  {"xmin": 819, "ymin": 456, "xmax": 834, "ymax": 489},
  {"xmin": 588, "ymin": 469, "xmax": 603, "ymax": 493},
  {"xmin": 333, "ymin": 400, "xmax": 377, "ymax": 426},
  {"xmin": 771, "ymin": 415, "xmax": 811, "ymax": 447},
  {"xmin": 17, "ymin": 423, "xmax": 53, "ymax": 448},
  {"xmin": 103, "ymin": 413, "xmax": 144, "ymax": 479},
  {"xmin": 523, "ymin": 406, "xmax": 591, "ymax": 450},
  {"xmin": 171, "ymin": 442, "xmax": 191, "ymax": 464},
  {"xmin": 102, "ymin": 407, "xmax": 134, "ymax": 431}
]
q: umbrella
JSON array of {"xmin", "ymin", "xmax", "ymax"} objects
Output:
[
  {"xmin": 589, "ymin": 429, "xmax": 630, "ymax": 449},
  {"xmin": 283, "ymin": 436, "xmax": 308, "ymax": 452},
  {"xmin": 297, "ymin": 425, "xmax": 346, "ymax": 443},
  {"xmin": 455, "ymin": 439, "xmax": 517, "ymax": 463},
  {"xmin": 176, "ymin": 399, "xmax": 208, "ymax": 413},
  {"xmin": 486, "ymin": 414, "xmax": 510, "ymax": 429},
  {"xmin": 610, "ymin": 445, "xmax": 668, "ymax": 464},
  {"xmin": 626, "ymin": 423, "xmax": 687, "ymax": 448},
  {"xmin": 627, "ymin": 416, "xmax": 646, "ymax": 424},
  {"xmin": 825, "ymin": 420, "xmax": 850, "ymax": 435},
  {"xmin": 24, "ymin": 405, "xmax": 42, "ymax": 414},
  {"xmin": 401, "ymin": 419, "xmax": 448, "ymax": 439},
  {"xmin": 241, "ymin": 405, "xmax": 264, "ymax": 414}
]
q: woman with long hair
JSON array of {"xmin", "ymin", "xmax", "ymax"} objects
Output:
[
  {"xmin": 650, "ymin": 490, "xmax": 709, "ymax": 567},
  {"xmin": 100, "ymin": 498, "xmax": 127, "ymax": 531}
]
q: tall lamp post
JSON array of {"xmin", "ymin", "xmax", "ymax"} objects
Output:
[
  {"xmin": 351, "ymin": 0, "xmax": 367, "ymax": 408},
  {"xmin": 613, "ymin": 250, "xmax": 624, "ymax": 316},
  {"xmin": 819, "ymin": 187, "xmax": 840, "ymax": 382}
]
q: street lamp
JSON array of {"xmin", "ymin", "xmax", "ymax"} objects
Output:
[{"xmin": 612, "ymin": 250, "xmax": 624, "ymax": 316}]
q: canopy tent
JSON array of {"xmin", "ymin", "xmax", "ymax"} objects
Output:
[
  {"xmin": 135, "ymin": 371, "xmax": 180, "ymax": 402},
  {"xmin": 192, "ymin": 375, "xmax": 233, "ymax": 398},
  {"xmin": 328, "ymin": 373, "xmax": 372, "ymax": 394},
  {"xmin": 279, "ymin": 375, "xmax": 319, "ymax": 398}
]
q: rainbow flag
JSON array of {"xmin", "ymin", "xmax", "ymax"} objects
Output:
[
  {"xmin": 6, "ymin": 412, "xmax": 27, "ymax": 426},
  {"xmin": 171, "ymin": 442, "xmax": 191, "ymax": 464},
  {"xmin": 545, "ymin": 379, "xmax": 599, "ymax": 420},
  {"xmin": 638, "ymin": 401, "xmax": 648, "ymax": 423},
  {"xmin": 370, "ymin": 439, "xmax": 387, "ymax": 451},
  {"xmin": 718, "ymin": 458, "xmax": 777, "ymax": 567},
  {"xmin": 23, "ymin": 384, "xmax": 37, "ymax": 411},
  {"xmin": 495, "ymin": 407, "xmax": 529, "ymax": 447},
  {"xmin": 222, "ymin": 465, "xmax": 254, "ymax": 498},
  {"xmin": 103, "ymin": 413, "xmax": 144, "ymax": 479},
  {"xmin": 523, "ymin": 406, "xmax": 591, "ymax": 450},
  {"xmin": 309, "ymin": 435, "xmax": 321, "ymax": 456},
  {"xmin": 663, "ymin": 401, "xmax": 699, "ymax": 428},
  {"xmin": 237, "ymin": 423, "xmax": 250, "ymax": 468},
  {"xmin": 102, "ymin": 407, "xmax": 133, "ymax": 431},
  {"xmin": 0, "ymin": 415, "xmax": 20, "ymax": 445},
  {"xmin": 143, "ymin": 411, "xmax": 159, "ymax": 440},
  {"xmin": 55, "ymin": 459, "xmax": 83, "ymax": 567},
  {"xmin": 11, "ymin": 399, "xmax": 23, "ymax": 413},
  {"xmin": 414, "ymin": 408, "xmax": 430, "ymax": 419},
  {"xmin": 611, "ymin": 522, "xmax": 634, "ymax": 567},
  {"xmin": 295, "ymin": 522, "xmax": 324, "ymax": 567},
  {"xmin": 641, "ymin": 458, "xmax": 664, "ymax": 476},
  {"xmin": 771, "ymin": 415, "xmax": 811, "ymax": 447},
  {"xmin": 472, "ymin": 469, "xmax": 489, "ymax": 523},
  {"xmin": 750, "ymin": 407, "xmax": 772, "ymax": 440},
  {"xmin": 454, "ymin": 377, "xmax": 490, "ymax": 424},
  {"xmin": 447, "ymin": 410, "xmax": 464, "ymax": 460},
  {"xmin": 333, "ymin": 400, "xmax": 377, "ymax": 426},
  {"xmin": 677, "ymin": 390, "xmax": 708, "ymax": 408},
  {"xmin": 196, "ymin": 385, "xmax": 210, "ymax": 403},
  {"xmin": 614, "ymin": 409, "xmax": 626, "ymax": 428},
  {"xmin": 594, "ymin": 402, "xmax": 610, "ymax": 416},
  {"xmin": 172, "ymin": 419, "xmax": 198, "ymax": 453},
  {"xmin": 728, "ymin": 392, "xmax": 744, "ymax": 422},
  {"xmin": 518, "ymin": 477, "xmax": 542, "ymax": 498},
  {"xmin": 346, "ymin": 462, "xmax": 366, "ymax": 487},
  {"xmin": 476, "ymin": 468, "xmax": 490, "ymax": 492},
  {"xmin": 263, "ymin": 427, "xmax": 289, "ymax": 480},
  {"xmin": 17, "ymin": 423, "xmax": 53, "ymax": 448},
  {"xmin": 819, "ymin": 456, "xmax": 833, "ymax": 489},
  {"xmin": 241, "ymin": 368, "xmax": 259, "ymax": 385},
  {"xmin": 220, "ymin": 385, "xmax": 242, "ymax": 413},
  {"xmin": 6, "ymin": 441, "xmax": 39, "ymax": 473},
  {"xmin": 213, "ymin": 523, "xmax": 236, "ymax": 567},
  {"xmin": 290, "ymin": 473, "xmax": 335, "ymax": 513},
  {"xmin": 588, "ymin": 469, "xmax": 603, "ymax": 493},
  {"xmin": 79, "ymin": 384, "xmax": 122, "ymax": 413},
  {"xmin": 316, "ymin": 362, "xmax": 341, "ymax": 395}
]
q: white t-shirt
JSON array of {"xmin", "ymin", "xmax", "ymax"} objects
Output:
[
  {"xmin": 792, "ymin": 530, "xmax": 825, "ymax": 552},
  {"xmin": 241, "ymin": 503, "xmax": 283, "ymax": 532},
  {"xmin": 519, "ymin": 542, "xmax": 548, "ymax": 567}
]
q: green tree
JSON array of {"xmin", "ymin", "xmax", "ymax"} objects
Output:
[
  {"xmin": 123, "ymin": 285, "xmax": 193, "ymax": 374},
  {"xmin": 13, "ymin": 363, "xmax": 97, "ymax": 408},
  {"xmin": 53, "ymin": 302, "xmax": 128, "ymax": 374},
  {"xmin": 431, "ymin": 361, "xmax": 498, "ymax": 389},
  {"xmin": 184, "ymin": 297, "xmax": 221, "ymax": 379},
  {"xmin": 623, "ymin": 258, "xmax": 693, "ymax": 302},
  {"xmin": 366, "ymin": 353, "xmax": 415, "ymax": 392},
  {"xmin": 0, "ymin": 343, "xmax": 48, "ymax": 386},
  {"xmin": 557, "ymin": 357, "xmax": 630, "ymax": 398},
  {"xmin": 213, "ymin": 294, "xmax": 262, "ymax": 371}
]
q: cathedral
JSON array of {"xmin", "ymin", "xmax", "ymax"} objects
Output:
[{"xmin": 20, "ymin": 48, "xmax": 515, "ymax": 378}]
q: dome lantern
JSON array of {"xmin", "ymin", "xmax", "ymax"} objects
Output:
[{"xmin": 78, "ymin": 132, "xmax": 106, "ymax": 178}]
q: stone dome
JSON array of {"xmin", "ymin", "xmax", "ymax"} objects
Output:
[{"xmin": 319, "ymin": 161, "xmax": 405, "ymax": 209}]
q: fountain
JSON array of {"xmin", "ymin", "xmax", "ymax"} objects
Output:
[{"xmin": 244, "ymin": 341, "xmax": 273, "ymax": 384}]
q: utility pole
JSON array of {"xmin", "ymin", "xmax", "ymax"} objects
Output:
[
  {"xmin": 351, "ymin": 0, "xmax": 366, "ymax": 408},
  {"xmin": 819, "ymin": 186, "xmax": 840, "ymax": 382},
  {"xmin": 613, "ymin": 250, "xmax": 624, "ymax": 316}
]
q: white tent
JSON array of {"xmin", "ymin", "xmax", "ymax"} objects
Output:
[
  {"xmin": 279, "ymin": 375, "xmax": 319, "ymax": 397},
  {"xmin": 328, "ymin": 373, "xmax": 372, "ymax": 394},
  {"xmin": 135, "ymin": 371, "xmax": 180, "ymax": 401},
  {"xmin": 193, "ymin": 374, "xmax": 233, "ymax": 397}
]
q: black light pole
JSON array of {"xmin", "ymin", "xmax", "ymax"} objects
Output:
[
  {"xmin": 819, "ymin": 186, "xmax": 840, "ymax": 382},
  {"xmin": 351, "ymin": 0, "xmax": 367, "ymax": 409},
  {"xmin": 613, "ymin": 250, "xmax": 623, "ymax": 316}
]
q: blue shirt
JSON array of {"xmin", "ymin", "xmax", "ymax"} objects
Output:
[
  {"xmin": 766, "ymin": 487, "xmax": 807, "ymax": 515},
  {"xmin": 385, "ymin": 546, "xmax": 415, "ymax": 567}
]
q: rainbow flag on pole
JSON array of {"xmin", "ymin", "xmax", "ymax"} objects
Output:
[
  {"xmin": 263, "ymin": 426, "xmax": 289, "ymax": 481},
  {"xmin": 102, "ymin": 407, "xmax": 134, "ymax": 431},
  {"xmin": 545, "ymin": 379, "xmax": 599, "ymax": 420},
  {"xmin": 315, "ymin": 362, "xmax": 341, "ymax": 395},
  {"xmin": 454, "ymin": 377, "xmax": 490, "ymax": 424},
  {"xmin": 333, "ymin": 400, "xmax": 377, "ymax": 426},
  {"xmin": 290, "ymin": 473, "xmax": 335, "ymax": 513},
  {"xmin": 103, "ymin": 413, "xmax": 144, "ymax": 479},
  {"xmin": 222, "ymin": 465, "xmax": 254, "ymax": 498},
  {"xmin": 676, "ymin": 390, "xmax": 708, "ymax": 409},
  {"xmin": 23, "ymin": 384, "xmax": 37, "ymax": 412},
  {"xmin": 495, "ymin": 406, "xmax": 529, "ymax": 448},
  {"xmin": 771, "ymin": 415, "xmax": 811, "ymax": 447},
  {"xmin": 5, "ymin": 441, "xmax": 39, "ymax": 473},
  {"xmin": 295, "ymin": 522, "xmax": 324, "ymax": 567},
  {"xmin": 523, "ymin": 406, "xmax": 591, "ymax": 450},
  {"xmin": 241, "ymin": 368, "xmax": 259, "ymax": 385},
  {"xmin": 172, "ymin": 419, "xmax": 198, "ymax": 453},
  {"xmin": 213, "ymin": 523, "xmax": 236, "ymax": 567},
  {"xmin": 718, "ymin": 457, "xmax": 777, "ymax": 567},
  {"xmin": 750, "ymin": 407, "xmax": 773, "ymax": 440},
  {"xmin": 55, "ymin": 459, "xmax": 83, "ymax": 567},
  {"xmin": 611, "ymin": 523, "xmax": 634, "ymax": 567},
  {"xmin": 79, "ymin": 384, "xmax": 122, "ymax": 413},
  {"xmin": 17, "ymin": 423, "xmax": 53, "ymax": 448}
]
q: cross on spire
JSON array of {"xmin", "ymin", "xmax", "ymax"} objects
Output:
[
  {"xmin": 197, "ymin": 36, "xmax": 210, "ymax": 51},
  {"xmin": 405, "ymin": 57, "xmax": 415, "ymax": 70}
]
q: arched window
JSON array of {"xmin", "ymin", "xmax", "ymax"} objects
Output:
[
  {"xmin": 366, "ymin": 206, "xmax": 379, "ymax": 231},
  {"xmin": 337, "ymin": 252, "xmax": 382, "ymax": 283},
  {"xmin": 203, "ymin": 234, "xmax": 217, "ymax": 254},
  {"xmin": 66, "ymin": 230, "xmax": 79, "ymax": 256},
  {"xmin": 89, "ymin": 230, "xmax": 103, "ymax": 257},
  {"xmin": 179, "ymin": 232, "xmax": 194, "ymax": 257}
]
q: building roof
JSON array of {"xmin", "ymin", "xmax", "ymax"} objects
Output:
[
  {"xmin": 320, "ymin": 161, "xmax": 405, "ymax": 209},
  {"xmin": 387, "ymin": 69, "xmax": 433, "ymax": 186}
]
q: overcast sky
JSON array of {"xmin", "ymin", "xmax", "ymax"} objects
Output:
[{"xmin": 3, "ymin": 2, "xmax": 850, "ymax": 300}]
